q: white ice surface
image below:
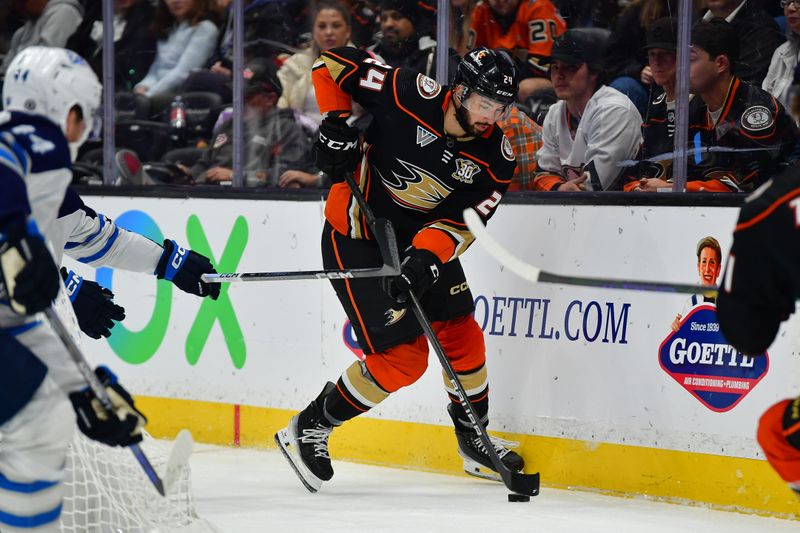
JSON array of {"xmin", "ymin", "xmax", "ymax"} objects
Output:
[{"xmin": 191, "ymin": 445, "xmax": 797, "ymax": 533}]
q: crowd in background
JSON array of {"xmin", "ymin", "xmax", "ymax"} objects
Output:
[{"xmin": 1, "ymin": 0, "xmax": 798, "ymax": 192}]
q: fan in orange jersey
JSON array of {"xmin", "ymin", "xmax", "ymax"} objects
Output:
[{"xmin": 468, "ymin": 0, "xmax": 566, "ymax": 100}]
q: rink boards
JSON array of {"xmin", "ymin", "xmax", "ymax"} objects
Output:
[{"xmin": 68, "ymin": 194, "xmax": 800, "ymax": 517}]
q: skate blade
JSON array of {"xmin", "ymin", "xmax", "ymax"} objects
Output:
[
  {"xmin": 274, "ymin": 426, "xmax": 323, "ymax": 493},
  {"xmin": 460, "ymin": 453, "xmax": 503, "ymax": 482}
]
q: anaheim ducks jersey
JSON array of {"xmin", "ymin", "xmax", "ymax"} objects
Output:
[
  {"xmin": 468, "ymin": 0, "xmax": 566, "ymax": 78},
  {"xmin": 312, "ymin": 47, "xmax": 516, "ymax": 264},
  {"xmin": 687, "ymin": 77, "xmax": 798, "ymax": 193}
]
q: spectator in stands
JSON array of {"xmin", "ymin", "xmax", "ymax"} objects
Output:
[
  {"xmin": 0, "ymin": 0, "xmax": 84, "ymax": 76},
  {"xmin": 369, "ymin": 0, "xmax": 460, "ymax": 82},
  {"xmin": 278, "ymin": 1, "xmax": 353, "ymax": 128},
  {"xmin": 345, "ymin": 0, "xmax": 380, "ymax": 48},
  {"xmin": 763, "ymin": 0, "xmax": 800, "ymax": 114},
  {"xmin": 468, "ymin": 0, "xmax": 566, "ymax": 102},
  {"xmin": 700, "ymin": 0, "xmax": 784, "ymax": 86},
  {"xmin": 181, "ymin": 0, "xmax": 294, "ymax": 103},
  {"xmin": 687, "ymin": 18, "xmax": 797, "ymax": 192},
  {"xmin": 499, "ymin": 105, "xmax": 543, "ymax": 191},
  {"xmin": 605, "ymin": 0, "xmax": 675, "ymax": 116},
  {"xmin": 625, "ymin": 16, "xmax": 704, "ymax": 192},
  {"xmin": 187, "ymin": 59, "xmax": 318, "ymax": 187},
  {"xmin": 67, "ymin": 0, "xmax": 157, "ymax": 92},
  {"xmin": 133, "ymin": 0, "xmax": 218, "ymax": 105},
  {"xmin": 533, "ymin": 29, "xmax": 643, "ymax": 191}
]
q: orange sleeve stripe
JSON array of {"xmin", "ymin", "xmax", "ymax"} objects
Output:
[
  {"xmin": 312, "ymin": 64, "xmax": 353, "ymax": 115},
  {"xmin": 413, "ymin": 228, "xmax": 457, "ymax": 264},
  {"xmin": 459, "ymin": 151, "xmax": 510, "ymax": 184},
  {"xmin": 330, "ymin": 228, "xmax": 376, "ymax": 353},
  {"xmin": 735, "ymin": 188, "xmax": 800, "ymax": 231},
  {"xmin": 533, "ymin": 174, "xmax": 563, "ymax": 191},
  {"xmin": 685, "ymin": 179, "xmax": 735, "ymax": 193},
  {"xmin": 393, "ymin": 70, "xmax": 442, "ymax": 136},
  {"xmin": 623, "ymin": 180, "xmax": 641, "ymax": 192}
]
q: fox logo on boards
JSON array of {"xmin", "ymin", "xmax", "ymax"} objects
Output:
[{"xmin": 658, "ymin": 304, "xmax": 768, "ymax": 412}]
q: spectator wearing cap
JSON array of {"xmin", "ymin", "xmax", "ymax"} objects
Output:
[
  {"xmin": 186, "ymin": 59, "xmax": 319, "ymax": 187},
  {"xmin": 624, "ymin": 17, "xmax": 704, "ymax": 192},
  {"xmin": 763, "ymin": 0, "xmax": 800, "ymax": 115},
  {"xmin": 468, "ymin": 0, "xmax": 566, "ymax": 102},
  {"xmin": 700, "ymin": 0, "xmax": 784, "ymax": 86},
  {"xmin": 368, "ymin": 0, "xmax": 460, "ymax": 82},
  {"xmin": 604, "ymin": 0, "xmax": 675, "ymax": 116},
  {"xmin": 686, "ymin": 18, "xmax": 797, "ymax": 192},
  {"xmin": 278, "ymin": 1, "xmax": 354, "ymax": 129},
  {"xmin": 533, "ymin": 28, "xmax": 643, "ymax": 191}
]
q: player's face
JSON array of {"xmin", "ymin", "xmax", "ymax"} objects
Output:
[
  {"xmin": 457, "ymin": 86, "xmax": 510, "ymax": 133},
  {"xmin": 550, "ymin": 60, "xmax": 594, "ymax": 101},
  {"xmin": 488, "ymin": 0, "xmax": 519, "ymax": 17},
  {"xmin": 648, "ymin": 49, "xmax": 676, "ymax": 88},
  {"xmin": 380, "ymin": 10, "xmax": 415, "ymax": 45},
  {"xmin": 166, "ymin": 0, "xmax": 194, "ymax": 21},
  {"xmin": 697, "ymin": 247, "xmax": 721, "ymax": 286},
  {"xmin": 689, "ymin": 46, "xmax": 723, "ymax": 94},
  {"xmin": 65, "ymin": 109, "xmax": 86, "ymax": 144},
  {"xmin": 314, "ymin": 9, "xmax": 351, "ymax": 52}
]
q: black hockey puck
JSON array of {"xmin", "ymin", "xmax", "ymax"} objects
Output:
[{"xmin": 508, "ymin": 493, "xmax": 530, "ymax": 502}]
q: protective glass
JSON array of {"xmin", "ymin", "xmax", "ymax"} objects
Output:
[{"xmin": 458, "ymin": 88, "xmax": 512, "ymax": 123}]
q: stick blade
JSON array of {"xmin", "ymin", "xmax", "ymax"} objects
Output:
[{"xmin": 503, "ymin": 470, "xmax": 540, "ymax": 497}]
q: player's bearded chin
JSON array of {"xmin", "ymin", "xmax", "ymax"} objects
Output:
[{"xmin": 455, "ymin": 99, "xmax": 482, "ymax": 137}]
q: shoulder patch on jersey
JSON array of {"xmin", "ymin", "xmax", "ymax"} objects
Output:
[
  {"xmin": 416, "ymin": 74, "xmax": 441, "ymax": 99},
  {"xmin": 452, "ymin": 158, "xmax": 481, "ymax": 184},
  {"xmin": 213, "ymin": 133, "xmax": 228, "ymax": 148},
  {"xmin": 741, "ymin": 105, "xmax": 773, "ymax": 132},
  {"xmin": 501, "ymin": 135, "xmax": 515, "ymax": 161}
]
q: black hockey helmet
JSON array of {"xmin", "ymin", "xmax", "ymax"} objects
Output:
[{"xmin": 454, "ymin": 47, "xmax": 518, "ymax": 106}]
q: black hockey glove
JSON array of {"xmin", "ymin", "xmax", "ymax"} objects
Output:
[
  {"xmin": 155, "ymin": 240, "xmax": 220, "ymax": 300},
  {"xmin": 61, "ymin": 268, "xmax": 126, "ymax": 339},
  {"xmin": 68, "ymin": 366, "xmax": 147, "ymax": 447},
  {"xmin": 382, "ymin": 247, "xmax": 443, "ymax": 304},
  {"xmin": 315, "ymin": 116, "xmax": 360, "ymax": 182},
  {"xmin": 0, "ymin": 220, "xmax": 60, "ymax": 315}
]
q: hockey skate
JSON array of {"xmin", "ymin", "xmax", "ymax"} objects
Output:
[
  {"xmin": 275, "ymin": 383, "xmax": 336, "ymax": 493},
  {"xmin": 447, "ymin": 403, "xmax": 524, "ymax": 481}
]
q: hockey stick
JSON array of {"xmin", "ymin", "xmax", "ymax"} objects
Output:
[
  {"xmin": 343, "ymin": 159, "xmax": 540, "ymax": 497},
  {"xmin": 43, "ymin": 307, "xmax": 166, "ymax": 496},
  {"xmin": 201, "ymin": 218, "xmax": 400, "ymax": 283},
  {"xmin": 463, "ymin": 208, "xmax": 718, "ymax": 296}
]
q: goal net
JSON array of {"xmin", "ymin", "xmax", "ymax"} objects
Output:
[{"xmin": 60, "ymin": 429, "xmax": 219, "ymax": 533}]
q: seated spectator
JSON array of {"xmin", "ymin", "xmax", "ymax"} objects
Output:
[
  {"xmin": 625, "ymin": 16, "xmax": 704, "ymax": 192},
  {"xmin": 605, "ymin": 0, "xmax": 673, "ymax": 116},
  {"xmin": 185, "ymin": 59, "xmax": 319, "ymax": 186},
  {"xmin": 133, "ymin": 0, "xmax": 219, "ymax": 105},
  {"xmin": 181, "ymin": 0, "xmax": 294, "ymax": 103},
  {"xmin": 278, "ymin": 1, "xmax": 354, "ymax": 128},
  {"xmin": 369, "ymin": 0, "xmax": 460, "ymax": 82},
  {"xmin": 1, "ymin": 0, "xmax": 84, "ymax": 76},
  {"xmin": 687, "ymin": 18, "xmax": 797, "ymax": 192},
  {"xmin": 763, "ymin": 0, "xmax": 800, "ymax": 114},
  {"xmin": 67, "ymin": 0, "xmax": 156, "ymax": 92},
  {"xmin": 468, "ymin": 0, "xmax": 566, "ymax": 101},
  {"xmin": 498, "ymin": 105, "xmax": 543, "ymax": 191},
  {"xmin": 533, "ymin": 29, "xmax": 643, "ymax": 191},
  {"xmin": 700, "ymin": 0, "xmax": 784, "ymax": 86}
]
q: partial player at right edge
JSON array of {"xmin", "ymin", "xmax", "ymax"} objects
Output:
[
  {"xmin": 716, "ymin": 166, "xmax": 800, "ymax": 498},
  {"xmin": 275, "ymin": 47, "xmax": 523, "ymax": 492}
]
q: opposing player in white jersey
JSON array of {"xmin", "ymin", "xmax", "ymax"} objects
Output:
[
  {"xmin": 0, "ymin": 47, "xmax": 147, "ymax": 532},
  {"xmin": 54, "ymin": 185, "xmax": 220, "ymax": 339}
]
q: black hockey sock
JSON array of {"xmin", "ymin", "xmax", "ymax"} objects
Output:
[
  {"xmin": 443, "ymin": 365, "xmax": 489, "ymax": 428},
  {"xmin": 322, "ymin": 361, "xmax": 390, "ymax": 424}
]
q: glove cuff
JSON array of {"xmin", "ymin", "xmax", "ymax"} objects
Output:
[{"xmin": 61, "ymin": 268, "xmax": 83, "ymax": 303}]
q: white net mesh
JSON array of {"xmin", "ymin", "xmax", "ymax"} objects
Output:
[{"xmin": 60, "ymin": 430, "xmax": 219, "ymax": 533}]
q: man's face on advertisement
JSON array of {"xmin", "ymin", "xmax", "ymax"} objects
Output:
[{"xmin": 697, "ymin": 247, "xmax": 721, "ymax": 286}]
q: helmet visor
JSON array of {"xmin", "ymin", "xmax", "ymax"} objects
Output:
[{"xmin": 459, "ymin": 89, "xmax": 512, "ymax": 123}]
